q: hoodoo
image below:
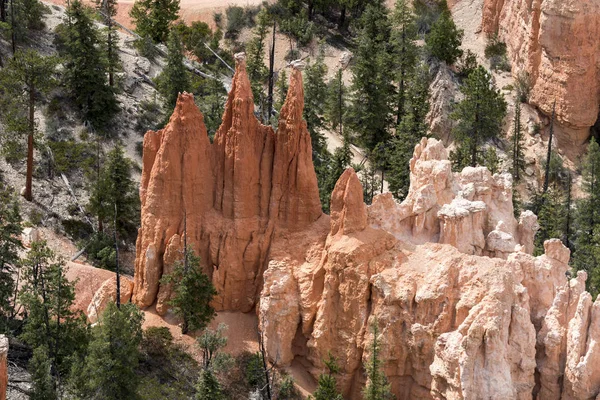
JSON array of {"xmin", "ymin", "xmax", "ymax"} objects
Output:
[
  {"xmin": 134, "ymin": 59, "xmax": 600, "ymax": 399},
  {"xmin": 133, "ymin": 58, "xmax": 323, "ymax": 313}
]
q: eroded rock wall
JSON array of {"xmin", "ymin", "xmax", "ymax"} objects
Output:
[
  {"xmin": 481, "ymin": 0, "xmax": 600, "ymax": 146},
  {"xmin": 133, "ymin": 59, "xmax": 322, "ymax": 313},
  {"xmin": 133, "ymin": 55, "xmax": 600, "ymax": 399},
  {"xmin": 260, "ymin": 140, "xmax": 600, "ymax": 399}
]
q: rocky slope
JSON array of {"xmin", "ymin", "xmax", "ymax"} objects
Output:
[
  {"xmin": 479, "ymin": 0, "xmax": 600, "ymax": 147},
  {"xmin": 133, "ymin": 56, "xmax": 600, "ymax": 399}
]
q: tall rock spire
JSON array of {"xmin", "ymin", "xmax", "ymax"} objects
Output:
[{"xmin": 133, "ymin": 60, "xmax": 323, "ymax": 313}]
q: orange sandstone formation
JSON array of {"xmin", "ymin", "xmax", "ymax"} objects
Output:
[
  {"xmin": 480, "ymin": 0, "xmax": 600, "ymax": 146},
  {"xmin": 134, "ymin": 57, "xmax": 600, "ymax": 399},
  {"xmin": 133, "ymin": 58, "xmax": 322, "ymax": 313}
]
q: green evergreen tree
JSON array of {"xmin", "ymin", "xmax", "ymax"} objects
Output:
[
  {"xmin": 29, "ymin": 346, "xmax": 57, "ymax": 400},
  {"xmin": 195, "ymin": 76, "xmax": 226, "ymax": 139},
  {"xmin": 348, "ymin": 0, "xmax": 394, "ymax": 151},
  {"xmin": 387, "ymin": 63, "xmax": 431, "ymax": 200},
  {"xmin": 96, "ymin": 0, "xmax": 121, "ymax": 87},
  {"xmin": 0, "ymin": 182, "xmax": 22, "ymax": 327},
  {"xmin": 73, "ymin": 303, "xmax": 143, "ymax": 400},
  {"xmin": 534, "ymin": 184, "xmax": 567, "ymax": 256},
  {"xmin": 62, "ymin": 0, "xmax": 119, "ymax": 126},
  {"xmin": 303, "ymin": 54, "xmax": 329, "ymax": 158},
  {"xmin": 0, "ymin": 49, "xmax": 57, "ymax": 201},
  {"xmin": 6, "ymin": 0, "xmax": 48, "ymax": 49},
  {"xmin": 274, "ymin": 69, "xmax": 289, "ymax": 114},
  {"xmin": 509, "ymin": 99, "xmax": 525, "ymax": 181},
  {"xmin": 324, "ymin": 69, "xmax": 345, "ymax": 134},
  {"xmin": 87, "ymin": 145, "xmax": 139, "ymax": 237},
  {"xmin": 197, "ymin": 323, "xmax": 228, "ymax": 370},
  {"xmin": 363, "ymin": 321, "xmax": 393, "ymax": 400},
  {"xmin": 19, "ymin": 241, "xmax": 89, "ymax": 394},
  {"xmin": 195, "ymin": 368, "xmax": 224, "ymax": 400},
  {"xmin": 573, "ymin": 138, "xmax": 600, "ymax": 294},
  {"xmin": 483, "ymin": 146, "xmax": 499, "ymax": 174},
  {"xmin": 425, "ymin": 9, "xmax": 463, "ymax": 65},
  {"xmin": 156, "ymin": 30, "xmax": 191, "ymax": 108},
  {"xmin": 450, "ymin": 66, "xmax": 507, "ymax": 169},
  {"xmin": 319, "ymin": 137, "xmax": 352, "ymax": 213},
  {"xmin": 161, "ymin": 247, "xmax": 217, "ymax": 334},
  {"xmin": 391, "ymin": 0, "xmax": 418, "ymax": 125},
  {"xmin": 245, "ymin": 8, "xmax": 270, "ymax": 120},
  {"xmin": 310, "ymin": 353, "xmax": 343, "ymax": 400},
  {"xmin": 130, "ymin": 0, "xmax": 180, "ymax": 43}
]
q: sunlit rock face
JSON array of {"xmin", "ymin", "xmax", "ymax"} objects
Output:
[
  {"xmin": 133, "ymin": 60, "xmax": 322, "ymax": 314},
  {"xmin": 133, "ymin": 55, "xmax": 600, "ymax": 399},
  {"xmin": 481, "ymin": 0, "xmax": 600, "ymax": 146}
]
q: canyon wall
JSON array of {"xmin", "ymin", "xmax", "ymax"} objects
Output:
[
  {"xmin": 480, "ymin": 0, "xmax": 600, "ymax": 146},
  {"xmin": 134, "ymin": 58, "xmax": 600, "ymax": 399}
]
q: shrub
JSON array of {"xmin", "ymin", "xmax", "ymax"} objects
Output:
[
  {"xmin": 134, "ymin": 36, "xmax": 159, "ymax": 61},
  {"xmin": 515, "ymin": 71, "xmax": 531, "ymax": 103},
  {"xmin": 82, "ymin": 232, "xmax": 116, "ymax": 271},
  {"xmin": 485, "ymin": 34, "xmax": 511, "ymax": 72},
  {"xmin": 225, "ymin": 6, "xmax": 245, "ymax": 39}
]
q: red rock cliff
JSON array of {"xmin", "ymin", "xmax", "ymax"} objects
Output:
[
  {"xmin": 133, "ymin": 59, "xmax": 322, "ymax": 313},
  {"xmin": 480, "ymin": 0, "xmax": 600, "ymax": 146}
]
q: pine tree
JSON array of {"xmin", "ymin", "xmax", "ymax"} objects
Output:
[
  {"xmin": 160, "ymin": 247, "xmax": 217, "ymax": 334},
  {"xmin": 573, "ymin": 138, "xmax": 600, "ymax": 294},
  {"xmin": 303, "ymin": 54, "xmax": 329, "ymax": 157},
  {"xmin": 348, "ymin": 0, "xmax": 394, "ymax": 152},
  {"xmin": 0, "ymin": 49, "xmax": 57, "ymax": 201},
  {"xmin": 96, "ymin": 0, "xmax": 121, "ymax": 87},
  {"xmin": 534, "ymin": 184, "xmax": 567, "ymax": 256},
  {"xmin": 425, "ymin": 9, "xmax": 463, "ymax": 65},
  {"xmin": 274, "ymin": 69, "xmax": 289, "ymax": 114},
  {"xmin": 324, "ymin": 69, "xmax": 345, "ymax": 134},
  {"xmin": 73, "ymin": 303, "xmax": 143, "ymax": 400},
  {"xmin": 63, "ymin": 0, "xmax": 119, "ymax": 126},
  {"xmin": 87, "ymin": 145, "xmax": 139, "ymax": 237},
  {"xmin": 391, "ymin": 0, "xmax": 418, "ymax": 125},
  {"xmin": 246, "ymin": 8, "xmax": 270, "ymax": 120},
  {"xmin": 196, "ymin": 77, "xmax": 225, "ymax": 139},
  {"xmin": 156, "ymin": 30, "xmax": 190, "ymax": 108},
  {"xmin": 6, "ymin": 0, "xmax": 48, "ymax": 50},
  {"xmin": 450, "ymin": 66, "xmax": 507, "ymax": 169},
  {"xmin": 363, "ymin": 321, "xmax": 393, "ymax": 400},
  {"xmin": 387, "ymin": 63, "xmax": 431, "ymax": 200},
  {"xmin": 319, "ymin": 137, "xmax": 352, "ymax": 213},
  {"xmin": 130, "ymin": 0, "xmax": 180, "ymax": 43},
  {"xmin": 483, "ymin": 146, "xmax": 499, "ymax": 174},
  {"xmin": 0, "ymin": 182, "xmax": 22, "ymax": 327},
  {"xmin": 509, "ymin": 99, "xmax": 525, "ymax": 181},
  {"xmin": 29, "ymin": 346, "xmax": 57, "ymax": 400},
  {"xmin": 310, "ymin": 353, "xmax": 343, "ymax": 400},
  {"xmin": 195, "ymin": 369, "xmax": 224, "ymax": 400},
  {"xmin": 19, "ymin": 241, "xmax": 89, "ymax": 394}
]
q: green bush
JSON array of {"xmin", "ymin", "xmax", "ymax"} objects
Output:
[
  {"xmin": 484, "ymin": 35, "xmax": 507, "ymax": 58},
  {"xmin": 134, "ymin": 36, "xmax": 159, "ymax": 61},
  {"xmin": 225, "ymin": 6, "xmax": 245, "ymax": 39},
  {"xmin": 485, "ymin": 35, "xmax": 511, "ymax": 72},
  {"xmin": 136, "ymin": 99, "xmax": 164, "ymax": 134},
  {"xmin": 47, "ymin": 139, "xmax": 95, "ymax": 175},
  {"xmin": 515, "ymin": 71, "xmax": 531, "ymax": 103},
  {"xmin": 62, "ymin": 218, "xmax": 93, "ymax": 241},
  {"xmin": 82, "ymin": 232, "xmax": 116, "ymax": 271}
]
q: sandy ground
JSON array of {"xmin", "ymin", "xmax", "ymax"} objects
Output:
[{"xmin": 46, "ymin": 0, "xmax": 268, "ymax": 29}]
